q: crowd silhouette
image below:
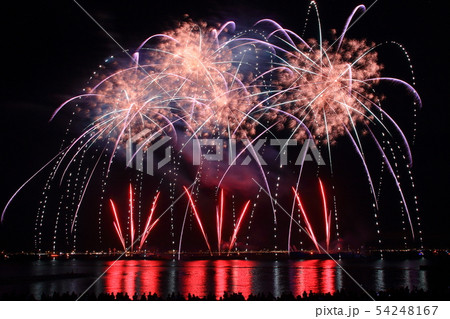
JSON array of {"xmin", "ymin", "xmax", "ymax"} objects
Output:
[{"xmin": 1, "ymin": 287, "xmax": 449, "ymax": 301}]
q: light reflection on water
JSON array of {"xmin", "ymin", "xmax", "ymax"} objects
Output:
[{"xmin": 0, "ymin": 259, "xmax": 436, "ymax": 298}]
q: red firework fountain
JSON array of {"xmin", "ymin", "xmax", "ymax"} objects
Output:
[
  {"xmin": 109, "ymin": 199, "xmax": 126, "ymax": 251},
  {"xmin": 183, "ymin": 186, "xmax": 213, "ymax": 256},
  {"xmin": 109, "ymin": 184, "xmax": 161, "ymax": 253},
  {"xmin": 216, "ymin": 189, "xmax": 225, "ymax": 255},
  {"xmin": 139, "ymin": 192, "xmax": 161, "ymax": 251},
  {"xmin": 292, "ymin": 179, "xmax": 332, "ymax": 253},
  {"xmin": 318, "ymin": 179, "xmax": 331, "ymax": 252},
  {"xmin": 292, "ymin": 187, "xmax": 321, "ymax": 253},
  {"xmin": 227, "ymin": 200, "xmax": 251, "ymax": 256},
  {"xmin": 183, "ymin": 186, "xmax": 251, "ymax": 256}
]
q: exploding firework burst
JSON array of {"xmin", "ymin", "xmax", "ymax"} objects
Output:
[
  {"xmin": 272, "ymin": 37, "xmax": 383, "ymax": 143},
  {"xmin": 140, "ymin": 21, "xmax": 261, "ymax": 138}
]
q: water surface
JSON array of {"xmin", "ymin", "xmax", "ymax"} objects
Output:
[{"xmin": 0, "ymin": 258, "xmax": 444, "ymax": 298}]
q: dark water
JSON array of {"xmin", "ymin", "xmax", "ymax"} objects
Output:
[{"xmin": 0, "ymin": 259, "xmax": 447, "ymax": 298}]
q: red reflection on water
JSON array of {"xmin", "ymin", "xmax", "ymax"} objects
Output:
[
  {"xmin": 230, "ymin": 260, "xmax": 255, "ymax": 298},
  {"xmin": 102, "ymin": 259, "xmax": 336, "ymax": 298},
  {"xmin": 179, "ymin": 260, "xmax": 255, "ymax": 298},
  {"xmin": 103, "ymin": 260, "xmax": 127, "ymax": 294},
  {"xmin": 214, "ymin": 260, "xmax": 229, "ymax": 297},
  {"xmin": 103, "ymin": 260, "xmax": 163, "ymax": 295},
  {"xmin": 180, "ymin": 260, "xmax": 208, "ymax": 297},
  {"xmin": 139, "ymin": 261, "xmax": 161, "ymax": 294},
  {"xmin": 124, "ymin": 260, "xmax": 137, "ymax": 295},
  {"xmin": 320, "ymin": 259, "xmax": 335, "ymax": 293},
  {"xmin": 290, "ymin": 259, "xmax": 336, "ymax": 296}
]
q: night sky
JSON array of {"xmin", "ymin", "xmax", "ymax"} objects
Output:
[{"xmin": 0, "ymin": 0, "xmax": 448, "ymax": 252}]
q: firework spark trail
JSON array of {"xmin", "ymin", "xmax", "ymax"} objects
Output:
[
  {"xmin": 368, "ymin": 128, "xmax": 415, "ymax": 239},
  {"xmin": 318, "ymin": 178, "xmax": 330, "ymax": 251},
  {"xmin": 362, "ymin": 77, "xmax": 422, "ymax": 163},
  {"xmin": 218, "ymin": 123, "xmax": 279, "ymax": 221},
  {"xmin": 105, "ymin": 96, "xmax": 145, "ymax": 176},
  {"xmin": 178, "ymin": 201, "xmax": 192, "ymax": 261},
  {"xmin": 129, "ymin": 183, "xmax": 135, "ymax": 252},
  {"xmin": 139, "ymin": 219, "xmax": 161, "ymax": 251},
  {"xmin": 336, "ymin": 5, "xmax": 366, "ymax": 51},
  {"xmin": 139, "ymin": 192, "xmax": 160, "ymax": 250},
  {"xmin": 49, "ymin": 94, "xmax": 100, "ymax": 121},
  {"xmin": 126, "ymin": 117, "xmax": 188, "ymax": 168},
  {"xmin": 183, "ymin": 186, "xmax": 213, "ymax": 255},
  {"xmin": 343, "ymin": 125, "xmax": 379, "ymax": 209},
  {"xmin": 227, "ymin": 200, "xmax": 251, "ymax": 255},
  {"xmin": 177, "ymin": 158, "xmax": 207, "ymax": 260},
  {"xmin": 50, "ymin": 100, "xmax": 143, "ymax": 196},
  {"xmin": 52, "ymin": 120, "xmax": 113, "ymax": 183},
  {"xmin": 216, "ymin": 208, "xmax": 220, "ymax": 252},
  {"xmin": 59, "ymin": 120, "xmax": 117, "ymax": 186},
  {"xmin": 110, "ymin": 186, "xmax": 162, "ymax": 252},
  {"xmin": 0, "ymin": 146, "xmax": 73, "ymax": 222},
  {"xmin": 257, "ymin": 19, "xmax": 296, "ymax": 46},
  {"xmin": 292, "ymin": 187, "xmax": 321, "ymax": 253},
  {"xmin": 217, "ymin": 189, "xmax": 225, "ymax": 254},
  {"xmin": 287, "ymin": 138, "xmax": 310, "ymax": 253},
  {"xmin": 109, "ymin": 199, "xmax": 126, "ymax": 251},
  {"xmin": 70, "ymin": 148, "xmax": 105, "ymax": 232}
]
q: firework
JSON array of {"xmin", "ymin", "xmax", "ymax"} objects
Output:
[
  {"xmin": 318, "ymin": 179, "xmax": 331, "ymax": 251},
  {"xmin": 292, "ymin": 187, "xmax": 321, "ymax": 253},
  {"xmin": 227, "ymin": 200, "xmax": 251, "ymax": 255},
  {"xmin": 139, "ymin": 192, "xmax": 161, "ymax": 251},
  {"xmin": 109, "ymin": 184, "xmax": 161, "ymax": 252},
  {"xmin": 270, "ymin": 37, "xmax": 382, "ymax": 143},
  {"xmin": 109, "ymin": 199, "xmax": 126, "ymax": 251},
  {"xmin": 183, "ymin": 186, "xmax": 213, "ymax": 255},
  {"xmin": 216, "ymin": 189, "xmax": 225, "ymax": 254},
  {"xmin": 1, "ymin": 2, "xmax": 423, "ymax": 255}
]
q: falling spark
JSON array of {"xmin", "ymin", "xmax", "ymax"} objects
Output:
[
  {"xmin": 228, "ymin": 200, "xmax": 251, "ymax": 255},
  {"xmin": 292, "ymin": 187, "xmax": 321, "ymax": 253},
  {"xmin": 319, "ymin": 178, "xmax": 330, "ymax": 251},
  {"xmin": 129, "ymin": 183, "xmax": 135, "ymax": 252},
  {"xmin": 183, "ymin": 186, "xmax": 213, "ymax": 255},
  {"xmin": 109, "ymin": 199, "xmax": 126, "ymax": 251},
  {"xmin": 217, "ymin": 189, "xmax": 225, "ymax": 254},
  {"xmin": 139, "ymin": 192, "xmax": 161, "ymax": 250}
]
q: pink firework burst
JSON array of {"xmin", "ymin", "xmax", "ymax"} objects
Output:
[{"xmin": 272, "ymin": 37, "xmax": 383, "ymax": 143}]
